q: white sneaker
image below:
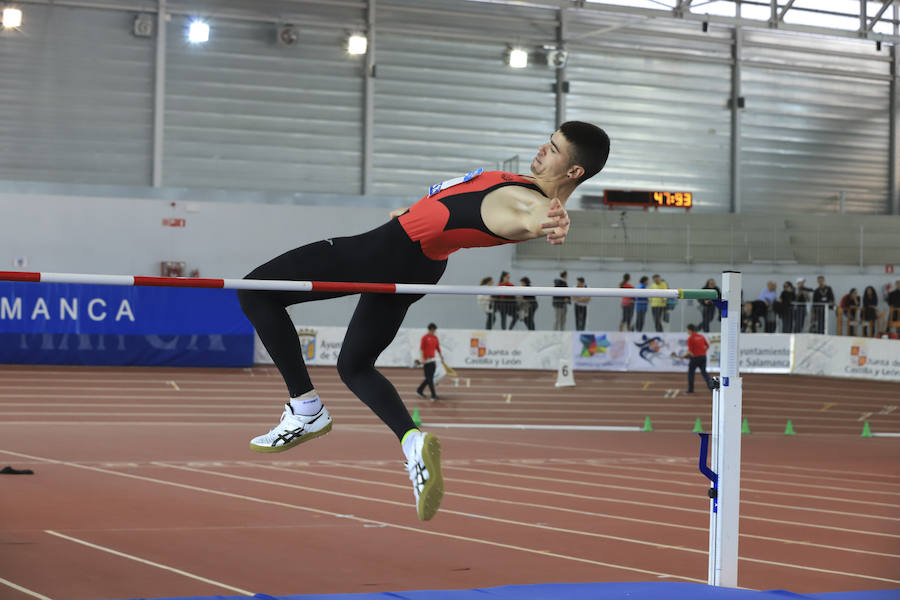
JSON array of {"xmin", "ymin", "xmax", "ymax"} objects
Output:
[
  {"xmin": 249, "ymin": 404, "xmax": 332, "ymax": 453},
  {"xmin": 405, "ymin": 431, "xmax": 444, "ymax": 521}
]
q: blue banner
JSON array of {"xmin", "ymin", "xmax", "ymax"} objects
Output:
[{"xmin": 0, "ymin": 282, "xmax": 254, "ymax": 366}]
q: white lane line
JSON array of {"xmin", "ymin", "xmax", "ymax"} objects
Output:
[
  {"xmin": 158, "ymin": 463, "xmax": 900, "ymax": 585},
  {"xmin": 44, "ymin": 530, "xmax": 253, "ymax": 596},
  {"xmin": 447, "ymin": 464, "xmax": 900, "ymax": 523},
  {"xmin": 157, "ymin": 462, "xmax": 706, "ymax": 556},
  {"xmin": 502, "ymin": 461, "xmax": 900, "ymax": 509},
  {"xmin": 424, "ymin": 424, "xmax": 642, "ymax": 431},
  {"xmin": 250, "ymin": 461, "xmax": 900, "ymax": 560},
  {"xmin": 0, "ymin": 577, "xmax": 52, "ymax": 600},
  {"xmin": 432, "ymin": 464, "xmax": 900, "ymax": 539},
  {"xmin": 576, "ymin": 462, "xmax": 900, "ymax": 498},
  {"xmin": 0, "ymin": 448, "xmax": 702, "ymax": 584}
]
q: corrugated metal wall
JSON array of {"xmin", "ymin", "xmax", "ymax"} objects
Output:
[
  {"xmin": 739, "ymin": 30, "xmax": 891, "ymax": 214},
  {"xmin": 0, "ymin": 5, "xmax": 154, "ymax": 185},
  {"xmin": 566, "ymin": 15, "xmax": 734, "ymax": 211},
  {"xmin": 373, "ymin": 0, "xmax": 558, "ymax": 198},
  {"xmin": 0, "ymin": 0, "xmax": 895, "ymax": 215},
  {"xmin": 163, "ymin": 4, "xmax": 365, "ymax": 193}
]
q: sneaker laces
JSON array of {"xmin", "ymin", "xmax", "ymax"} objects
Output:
[
  {"xmin": 405, "ymin": 434, "xmax": 429, "ymax": 500},
  {"xmin": 256, "ymin": 404, "xmax": 301, "ymax": 444},
  {"xmin": 406, "ymin": 458, "xmax": 428, "ymax": 500}
]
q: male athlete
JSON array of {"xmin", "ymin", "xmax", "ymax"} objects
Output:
[{"xmin": 237, "ymin": 122, "xmax": 610, "ymax": 521}]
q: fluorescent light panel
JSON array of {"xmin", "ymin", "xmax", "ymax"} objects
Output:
[
  {"xmin": 347, "ymin": 33, "xmax": 367, "ymax": 55},
  {"xmin": 188, "ymin": 20, "xmax": 209, "ymax": 43},
  {"xmin": 508, "ymin": 48, "xmax": 528, "ymax": 68},
  {"xmin": 2, "ymin": 7, "xmax": 22, "ymax": 28}
]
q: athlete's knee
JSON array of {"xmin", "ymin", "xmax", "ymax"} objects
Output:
[{"xmin": 336, "ymin": 350, "xmax": 367, "ymax": 386}]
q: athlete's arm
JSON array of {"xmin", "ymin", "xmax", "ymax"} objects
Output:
[{"xmin": 482, "ymin": 187, "xmax": 571, "ymax": 244}]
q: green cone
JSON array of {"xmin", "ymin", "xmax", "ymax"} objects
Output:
[
  {"xmin": 642, "ymin": 416, "xmax": 653, "ymax": 432},
  {"xmin": 741, "ymin": 418, "xmax": 751, "ymax": 435},
  {"xmin": 784, "ymin": 420, "xmax": 796, "ymax": 436},
  {"xmin": 692, "ymin": 418, "xmax": 703, "ymax": 433},
  {"xmin": 412, "ymin": 407, "xmax": 423, "ymax": 428},
  {"xmin": 861, "ymin": 421, "xmax": 872, "ymax": 438}
]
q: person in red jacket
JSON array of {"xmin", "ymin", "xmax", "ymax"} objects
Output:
[
  {"xmin": 675, "ymin": 324, "xmax": 714, "ymax": 394},
  {"xmin": 417, "ymin": 323, "xmax": 444, "ymax": 401}
]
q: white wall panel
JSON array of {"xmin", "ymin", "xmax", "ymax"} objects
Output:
[
  {"xmin": 739, "ymin": 30, "xmax": 891, "ymax": 214},
  {"xmin": 373, "ymin": 0, "xmax": 558, "ymax": 197},
  {"xmin": 163, "ymin": 10, "xmax": 364, "ymax": 193},
  {"xmin": 0, "ymin": 5, "xmax": 154, "ymax": 185},
  {"xmin": 566, "ymin": 17, "xmax": 733, "ymax": 211}
]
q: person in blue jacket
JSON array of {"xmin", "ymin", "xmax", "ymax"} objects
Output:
[{"xmin": 634, "ymin": 275, "xmax": 649, "ymax": 332}]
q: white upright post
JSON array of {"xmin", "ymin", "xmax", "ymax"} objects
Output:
[{"xmin": 710, "ymin": 270, "xmax": 743, "ymax": 587}]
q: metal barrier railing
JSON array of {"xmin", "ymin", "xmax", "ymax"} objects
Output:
[{"xmin": 515, "ymin": 220, "xmax": 900, "ymax": 267}]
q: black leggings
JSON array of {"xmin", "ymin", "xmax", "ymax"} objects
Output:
[
  {"xmin": 417, "ymin": 362, "xmax": 437, "ymax": 398},
  {"xmin": 237, "ymin": 219, "xmax": 447, "ymax": 440}
]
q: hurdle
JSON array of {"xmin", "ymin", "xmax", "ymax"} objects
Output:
[{"xmin": 0, "ymin": 269, "xmax": 740, "ymax": 587}]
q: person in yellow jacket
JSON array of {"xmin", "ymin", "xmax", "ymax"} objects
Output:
[{"xmin": 649, "ymin": 274, "xmax": 669, "ymax": 332}]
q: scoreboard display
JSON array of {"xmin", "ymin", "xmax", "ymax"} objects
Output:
[{"xmin": 603, "ymin": 190, "xmax": 693, "ymax": 210}]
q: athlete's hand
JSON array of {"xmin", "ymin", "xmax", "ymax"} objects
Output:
[
  {"xmin": 541, "ymin": 198, "xmax": 570, "ymax": 245},
  {"xmin": 389, "ymin": 207, "xmax": 408, "ymax": 219}
]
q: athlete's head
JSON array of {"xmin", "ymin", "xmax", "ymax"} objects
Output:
[
  {"xmin": 532, "ymin": 122, "xmax": 609, "ymax": 184},
  {"xmin": 427, "ymin": 323, "xmax": 437, "ymax": 332},
  {"xmin": 687, "ymin": 324, "xmax": 697, "ymax": 333},
  {"xmin": 558, "ymin": 121, "xmax": 610, "ymax": 183}
]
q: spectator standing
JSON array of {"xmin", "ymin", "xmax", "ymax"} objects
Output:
[
  {"xmin": 634, "ymin": 276, "xmax": 649, "ymax": 332},
  {"xmin": 573, "ymin": 277, "xmax": 590, "ymax": 331},
  {"xmin": 779, "ymin": 281, "xmax": 796, "ymax": 334},
  {"xmin": 552, "ymin": 270, "xmax": 570, "ymax": 330},
  {"xmin": 812, "ymin": 276, "xmax": 835, "ymax": 334},
  {"xmin": 861, "ymin": 285, "xmax": 879, "ymax": 336},
  {"xmin": 758, "ymin": 281, "xmax": 778, "ymax": 333},
  {"xmin": 887, "ymin": 280, "xmax": 900, "ymax": 334},
  {"xmin": 649, "ymin": 274, "xmax": 668, "ymax": 332},
  {"xmin": 794, "ymin": 277, "xmax": 813, "ymax": 333},
  {"xmin": 698, "ymin": 278, "xmax": 719, "ymax": 333},
  {"xmin": 675, "ymin": 324, "xmax": 714, "ymax": 394},
  {"xmin": 416, "ymin": 323, "xmax": 443, "ymax": 401},
  {"xmin": 515, "ymin": 276, "xmax": 537, "ymax": 330},
  {"xmin": 495, "ymin": 271, "xmax": 516, "ymax": 329},
  {"xmin": 619, "ymin": 273, "xmax": 634, "ymax": 331},
  {"xmin": 477, "ymin": 276, "xmax": 495, "ymax": 329},
  {"xmin": 840, "ymin": 288, "xmax": 860, "ymax": 336}
]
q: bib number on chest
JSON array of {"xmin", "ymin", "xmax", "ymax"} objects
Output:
[{"xmin": 428, "ymin": 168, "xmax": 484, "ymax": 197}]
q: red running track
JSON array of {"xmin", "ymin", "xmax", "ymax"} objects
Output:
[{"xmin": 0, "ymin": 365, "xmax": 897, "ymax": 599}]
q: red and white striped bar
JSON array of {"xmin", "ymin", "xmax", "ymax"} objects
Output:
[{"xmin": 0, "ymin": 270, "xmax": 718, "ymax": 300}]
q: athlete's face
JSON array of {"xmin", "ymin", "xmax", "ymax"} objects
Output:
[{"xmin": 531, "ymin": 131, "xmax": 578, "ymax": 179}]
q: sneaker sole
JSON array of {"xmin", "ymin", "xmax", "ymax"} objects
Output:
[
  {"xmin": 249, "ymin": 421, "xmax": 333, "ymax": 454},
  {"xmin": 417, "ymin": 433, "xmax": 444, "ymax": 521}
]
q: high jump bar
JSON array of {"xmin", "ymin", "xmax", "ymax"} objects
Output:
[{"xmin": 0, "ymin": 271, "xmax": 718, "ymax": 300}]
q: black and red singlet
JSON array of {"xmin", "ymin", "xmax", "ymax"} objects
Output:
[
  {"xmin": 238, "ymin": 169, "xmax": 548, "ymax": 441},
  {"xmin": 398, "ymin": 170, "xmax": 548, "ymax": 261}
]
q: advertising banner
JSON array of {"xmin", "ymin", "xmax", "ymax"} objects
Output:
[
  {"xmin": 792, "ymin": 334, "xmax": 900, "ymax": 382},
  {"xmin": 626, "ymin": 332, "xmax": 688, "ymax": 372},
  {"xmin": 707, "ymin": 333, "xmax": 792, "ymax": 374},
  {"xmin": 570, "ymin": 331, "xmax": 630, "ymax": 371},
  {"xmin": 0, "ymin": 282, "xmax": 254, "ymax": 366},
  {"xmin": 252, "ymin": 328, "xmax": 828, "ymax": 379},
  {"xmin": 256, "ymin": 328, "xmax": 569, "ymax": 370}
]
